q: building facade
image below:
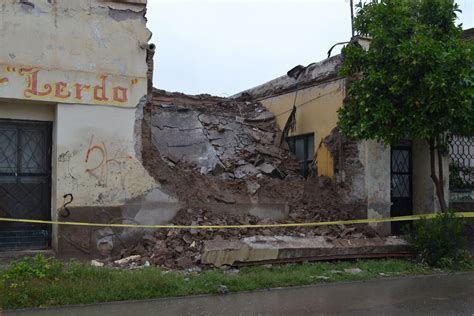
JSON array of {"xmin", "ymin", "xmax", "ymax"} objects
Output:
[
  {"xmin": 0, "ymin": 0, "xmax": 181, "ymax": 256},
  {"xmin": 236, "ymin": 46, "xmax": 450, "ymax": 235}
]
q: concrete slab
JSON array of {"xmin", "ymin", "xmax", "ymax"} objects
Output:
[{"xmin": 202, "ymin": 236, "xmax": 411, "ymax": 267}]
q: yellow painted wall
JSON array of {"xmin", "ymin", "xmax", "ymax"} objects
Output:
[
  {"xmin": 317, "ymin": 143, "xmax": 335, "ymax": 178},
  {"xmin": 260, "ymin": 78, "xmax": 345, "ymax": 177}
]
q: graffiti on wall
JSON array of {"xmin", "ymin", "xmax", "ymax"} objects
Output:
[
  {"xmin": 84, "ymin": 135, "xmax": 134, "ymax": 189},
  {"xmin": 0, "ymin": 63, "xmax": 144, "ymax": 107},
  {"xmin": 56, "ymin": 133, "xmax": 157, "ymax": 207}
]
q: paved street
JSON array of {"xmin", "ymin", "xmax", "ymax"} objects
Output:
[{"xmin": 6, "ymin": 272, "xmax": 474, "ymax": 316}]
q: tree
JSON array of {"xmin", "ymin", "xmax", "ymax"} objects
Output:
[{"xmin": 338, "ymin": 0, "xmax": 474, "ymax": 210}]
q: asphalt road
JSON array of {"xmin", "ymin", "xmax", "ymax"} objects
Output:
[{"xmin": 5, "ymin": 272, "xmax": 474, "ymax": 316}]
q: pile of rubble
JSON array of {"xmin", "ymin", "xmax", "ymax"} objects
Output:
[
  {"xmin": 116, "ymin": 207, "xmax": 379, "ymax": 270},
  {"xmin": 119, "ymin": 89, "xmax": 375, "ymax": 270}
]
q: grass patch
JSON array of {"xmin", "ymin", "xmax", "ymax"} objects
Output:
[{"xmin": 0, "ymin": 256, "xmax": 471, "ymax": 310}]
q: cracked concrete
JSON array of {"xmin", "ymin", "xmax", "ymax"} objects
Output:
[{"xmin": 151, "ymin": 110, "xmax": 220, "ymax": 170}]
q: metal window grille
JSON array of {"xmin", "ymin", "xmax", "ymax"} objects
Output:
[
  {"xmin": 449, "ymin": 136, "xmax": 474, "ymax": 190},
  {"xmin": 0, "ymin": 119, "xmax": 52, "ymax": 251}
]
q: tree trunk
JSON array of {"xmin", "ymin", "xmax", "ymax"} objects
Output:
[{"xmin": 429, "ymin": 138, "xmax": 448, "ymax": 211}]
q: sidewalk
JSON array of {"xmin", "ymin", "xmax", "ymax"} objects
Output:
[{"xmin": 6, "ymin": 272, "xmax": 474, "ymax": 316}]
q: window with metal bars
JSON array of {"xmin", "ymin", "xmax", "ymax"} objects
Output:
[{"xmin": 449, "ymin": 136, "xmax": 474, "ymax": 190}]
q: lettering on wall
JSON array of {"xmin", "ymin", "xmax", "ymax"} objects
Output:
[{"xmin": 0, "ymin": 64, "xmax": 144, "ymax": 107}]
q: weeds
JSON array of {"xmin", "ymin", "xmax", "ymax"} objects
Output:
[
  {"xmin": 1, "ymin": 254, "xmax": 63, "ymax": 282},
  {"xmin": 0, "ymin": 255, "xmax": 453, "ymax": 310},
  {"xmin": 404, "ymin": 210, "xmax": 472, "ymax": 268}
]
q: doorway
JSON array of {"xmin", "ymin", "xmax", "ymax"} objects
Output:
[
  {"xmin": 0, "ymin": 119, "xmax": 52, "ymax": 251},
  {"xmin": 390, "ymin": 146, "xmax": 413, "ymax": 235},
  {"xmin": 286, "ymin": 133, "xmax": 315, "ymax": 177}
]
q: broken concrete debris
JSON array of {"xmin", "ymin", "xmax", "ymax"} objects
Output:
[
  {"xmin": 246, "ymin": 181, "xmax": 261, "ymax": 195},
  {"xmin": 257, "ymin": 163, "xmax": 276, "ymax": 175},
  {"xmin": 91, "ymin": 260, "xmax": 104, "ymax": 267},
  {"xmin": 114, "ymin": 255, "xmax": 142, "ymax": 266},
  {"xmin": 115, "ymin": 208, "xmax": 381, "ymax": 270}
]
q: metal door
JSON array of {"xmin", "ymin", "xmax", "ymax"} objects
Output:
[
  {"xmin": 390, "ymin": 147, "xmax": 413, "ymax": 235},
  {"xmin": 0, "ymin": 119, "xmax": 52, "ymax": 251}
]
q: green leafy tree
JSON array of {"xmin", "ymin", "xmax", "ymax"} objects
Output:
[{"xmin": 339, "ymin": 0, "xmax": 474, "ymax": 210}]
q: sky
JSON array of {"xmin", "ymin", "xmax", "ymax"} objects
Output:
[{"xmin": 147, "ymin": 0, "xmax": 474, "ymax": 96}]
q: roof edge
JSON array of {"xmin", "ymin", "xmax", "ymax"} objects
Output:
[{"xmin": 233, "ymin": 54, "xmax": 344, "ymax": 100}]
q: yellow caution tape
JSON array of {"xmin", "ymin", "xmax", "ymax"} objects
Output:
[{"xmin": 0, "ymin": 212, "xmax": 473, "ymax": 229}]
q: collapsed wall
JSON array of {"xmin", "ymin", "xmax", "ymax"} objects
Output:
[
  {"xmin": 323, "ymin": 127, "xmax": 367, "ymax": 205},
  {"xmin": 130, "ymin": 89, "xmax": 377, "ymax": 269},
  {"xmin": 142, "ymin": 89, "xmax": 366, "ymax": 216}
]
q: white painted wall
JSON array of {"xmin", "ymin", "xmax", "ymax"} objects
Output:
[
  {"xmin": 0, "ymin": 1, "xmax": 169, "ymax": 253},
  {"xmin": 55, "ymin": 104, "xmax": 157, "ymax": 206}
]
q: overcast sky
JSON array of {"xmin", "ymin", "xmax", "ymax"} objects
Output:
[{"xmin": 147, "ymin": 0, "xmax": 474, "ymax": 96}]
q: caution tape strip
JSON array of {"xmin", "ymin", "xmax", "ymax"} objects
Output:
[{"xmin": 0, "ymin": 212, "xmax": 473, "ymax": 229}]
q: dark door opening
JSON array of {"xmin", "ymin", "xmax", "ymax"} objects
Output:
[
  {"xmin": 390, "ymin": 146, "xmax": 413, "ymax": 235},
  {"xmin": 286, "ymin": 133, "xmax": 315, "ymax": 177},
  {"xmin": 0, "ymin": 119, "xmax": 52, "ymax": 251}
]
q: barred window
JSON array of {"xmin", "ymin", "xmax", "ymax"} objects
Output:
[{"xmin": 449, "ymin": 136, "xmax": 474, "ymax": 190}]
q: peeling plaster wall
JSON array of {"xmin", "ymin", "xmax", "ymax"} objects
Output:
[
  {"xmin": 0, "ymin": 0, "xmax": 179, "ymax": 255},
  {"xmin": 0, "ymin": 1, "xmax": 149, "ymax": 107},
  {"xmin": 363, "ymin": 140, "xmax": 391, "ymax": 235},
  {"xmin": 0, "ymin": 0, "xmax": 150, "ymax": 78}
]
